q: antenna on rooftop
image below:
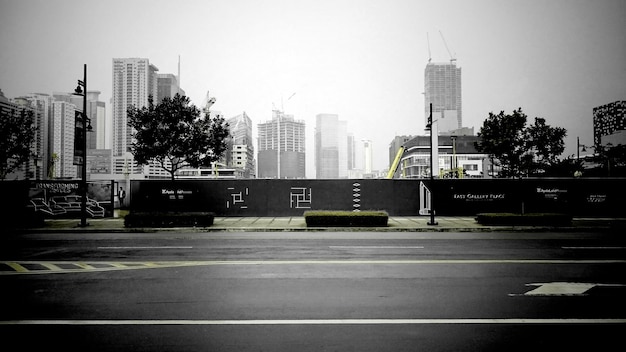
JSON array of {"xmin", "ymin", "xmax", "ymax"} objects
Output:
[{"xmin": 177, "ymin": 55, "xmax": 181, "ymax": 95}]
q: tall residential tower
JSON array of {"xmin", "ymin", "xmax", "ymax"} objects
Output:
[
  {"xmin": 424, "ymin": 61, "xmax": 462, "ymax": 133},
  {"xmin": 112, "ymin": 58, "xmax": 159, "ymax": 158},
  {"xmin": 257, "ymin": 109, "xmax": 306, "ymax": 178}
]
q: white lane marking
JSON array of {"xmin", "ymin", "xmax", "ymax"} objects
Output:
[
  {"xmin": 523, "ymin": 282, "xmax": 596, "ymax": 296},
  {"xmin": 510, "ymin": 282, "xmax": 626, "ymax": 297},
  {"xmin": 2, "ymin": 319, "xmax": 625, "ymax": 325},
  {"xmin": 562, "ymin": 247, "xmax": 626, "ymax": 250},
  {"xmin": 329, "ymin": 246, "xmax": 425, "ymax": 249},
  {"xmin": 97, "ymin": 247, "xmax": 193, "ymax": 249}
]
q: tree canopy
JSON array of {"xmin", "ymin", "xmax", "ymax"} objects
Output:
[
  {"xmin": 127, "ymin": 94, "xmax": 230, "ymax": 180},
  {"xmin": 0, "ymin": 107, "xmax": 36, "ymax": 180},
  {"xmin": 475, "ymin": 108, "xmax": 566, "ymax": 177}
]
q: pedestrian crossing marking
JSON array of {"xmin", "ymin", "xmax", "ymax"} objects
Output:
[{"xmin": 0, "ymin": 261, "xmax": 196, "ymax": 275}]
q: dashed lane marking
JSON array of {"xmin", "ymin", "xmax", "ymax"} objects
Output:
[
  {"xmin": 97, "ymin": 246, "xmax": 193, "ymax": 249},
  {"xmin": 329, "ymin": 246, "xmax": 425, "ymax": 249}
]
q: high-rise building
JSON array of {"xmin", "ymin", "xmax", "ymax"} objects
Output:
[
  {"xmin": 226, "ymin": 112, "xmax": 256, "ymax": 178},
  {"xmin": 50, "ymin": 100, "xmax": 78, "ymax": 179},
  {"xmin": 53, "ymin": 91, "xmax": 106, "ymax": 150},
  {"xmin": 112, "ymin": 58, "xmax": 159, "ymax": 158},
  {"xmin": 1, "ymin": 90, "xmax": 50, "ymax": 180},
  {"xmin": 315, "ymin": 113, "xmax": 348, "ymax": 179},
  {"xmin": 363, "ymin": 139, "xmax": 373, "ymax": 175},
  {"xmin": 257, "ymin": 109, "xmax": 306, "ymax": 178},
  {"xmin": 424, "ymin": 61, "xmax": 462, "ymax": 133},
  {"xmin": 157, "ymin": 73, "xmax": 185, "ymax": 102},
  {"xmin": 12, "ymin": 93, "xmax": 52, "ymax": 179},
  {"xmin": 347, "ymin": 133, "xmax": 356, "ymax": 171},
  {"xmin": 593, "ymin": 100, "xmax": 626, "ymax": 148}
]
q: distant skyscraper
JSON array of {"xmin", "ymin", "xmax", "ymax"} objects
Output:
[
  {"xmin": 315, "ymin": 113, "xmax": 348, "ymax": 179},
  {"xmin": 50, "ymin": 101, "xmax": 78, "ymax": 178},
  {"xmin": 157, "ymin": 73, "xmax": 185, "ymax": 101},
  {"xmin": 593, "ymin": 100, "xmax": 626, "ymax": 148},
  {"xmin": 424, "ymin": 61, "xmax": 462, "ymax": 133},
  {"xmin": 347, "ymin": 133, "xmax": 356, "ymax": 171},
  {"xmin": 257, "ymin": 109, "xmax": 306, "ymax": 178},
  {"xmin": 53, "ymin": 91, "xmax": 106, "ymax": 150},
  {"xmin": 112, "ymin": 58, "xmax": 158, "ymax": 158},
  {"xmin": 226, "ymin": 112, "xmax": 256, "ymax": 178},
  {"xmin": 12, "ymin": 93, "xmax": 52, "ymax": 179},
  {"xmin": 363, "ymin": 140, "xmax": 373, "ymax": 175}
]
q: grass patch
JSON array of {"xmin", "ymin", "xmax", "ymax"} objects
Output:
[
  {"xmin": 475, "ymin": 213, "xmax": 572, "ymax": 226},
  {"xmin": 124, "ymin": 211, "xmax": 215, "ymax": 228},
  {"xmin": 304, "ymin": 210, "xmax": 389, "ymax": 227}
]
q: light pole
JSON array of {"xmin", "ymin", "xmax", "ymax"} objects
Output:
[
  {"xmin": 450, "ymin": 135, "xmax": 457, "ymax": 177},
  {"xmin": 426, "ymin": 103, "xmax": 437, "ymax": 225},
  {"xmin": 576, "ymin": 136, "xmax": 589, "ymax": 177},
  {"xmin": 73, "ymin": 64, "xmax": 91, "ymax": 227}
]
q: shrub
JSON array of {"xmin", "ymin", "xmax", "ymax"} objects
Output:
[
  {"xmin": 124, "ymin": 211, "xmax": 214, "ymax": 228},
  {"xmin": 304, "ymin": 210, "xmax": 388, "ymax": 227},
  {"xmin": 475, "ymin": 213, "xmax": 572, "ymax": 226}
]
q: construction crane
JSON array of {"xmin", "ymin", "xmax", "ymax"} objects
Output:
[
  {"xmin": 439, "ymin": 30, "xmax": 456, "ymax": 63},
  {"xmin": 386, "ymin": 146, "xmax": 406, "ymax": 179},
  {"xmin": 426, "ymin": 32, "xmax": 432, "ymax": 63}
]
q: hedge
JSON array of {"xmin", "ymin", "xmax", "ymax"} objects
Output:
[
  {"xmin": 304, "ymin": 210, "xmax": 389, "ymax": 227},
  {"xmin": 475, "ymin": 213, "xmax": 572, "ymax": 226},
  {"xmin": 124, "ymin": 211, "xmax": 215, "ymax": 228}
]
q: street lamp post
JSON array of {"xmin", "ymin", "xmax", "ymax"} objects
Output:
[
  {"xmin": 576, "ymin": 136, "xmax": 589, "ymax": 177},
  {"xmin": 426, "ymin": 103, "xmax": 438, "ymax": 226},
  {"xmin": 73, "ymin": 64, "xmax": 89, "ymax": 227}
]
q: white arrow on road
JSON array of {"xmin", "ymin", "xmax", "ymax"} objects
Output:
[{"xmin": 511, "ymin": 282, "xmax": 626, "ymax": 296}]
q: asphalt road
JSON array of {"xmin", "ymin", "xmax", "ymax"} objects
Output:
[{"xmin": 1, "ymin": 231, "xmax": 625, "ymax": 351}]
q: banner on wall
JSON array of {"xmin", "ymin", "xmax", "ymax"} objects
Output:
[{"xmin": 27, "ymin": 180, "xmax": 114, "ymax": 218}]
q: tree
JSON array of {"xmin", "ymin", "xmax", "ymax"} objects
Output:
[
  {"xmin": 127, "ymin": 94, "xmax": 230, "ymax": 181},
  {"xmin": 593, "ymin": 143, "xmax": 626, "ymax": 177},
  {"xmin": 475, "ymin": 108, "xmax": 566, "ymax": 177},
  {"xmin": 0, "ymin": 107, "xmax": 36, "ymax": 180},
  {"xmin": 524, "ymin": 116, "xmax": 567, "ymax": 174}
]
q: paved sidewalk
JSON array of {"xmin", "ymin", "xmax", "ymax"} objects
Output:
[{"xmin": 14, "ymin": 216, "xmax": 626, "ymax": 233}]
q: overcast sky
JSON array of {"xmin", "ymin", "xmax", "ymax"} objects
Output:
[{"xmin": 1, "ymin": 0, "xmax": 625, "ymax": 178}]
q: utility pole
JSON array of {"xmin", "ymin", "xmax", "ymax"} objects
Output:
[
  {"xmin": 73, "ymin": 64, "xmax": 89, "ymax": 227},
  {"xmin": 427, "ymin": 103, "xmax": 438, "ymax": 225}
]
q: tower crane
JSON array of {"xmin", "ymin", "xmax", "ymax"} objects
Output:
[
  {"xmin": 439, "ymin": 30, "xmax": 456, "ymax": 63},
  {"xmin": 426, "ymin": 32, "xmax": 432, "ymax": 63}
]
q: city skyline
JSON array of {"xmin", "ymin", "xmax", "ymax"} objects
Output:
[{"xmin": 2, "ymin": 0, "xmax": 626, "ymax": 178}]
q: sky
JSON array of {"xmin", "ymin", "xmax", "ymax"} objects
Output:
[{"xmin": 1, "ymin": 0, "xmax": 625, "ymax": 178}]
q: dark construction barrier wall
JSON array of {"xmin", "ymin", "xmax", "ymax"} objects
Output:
[
  {"xmin": 130, "ymin": 179, "xmax": 420, "ymax": 216},
  {"xmin": 0, "ymin": 180, "xmax": 115, "ymax": 220},
  {"xmin": 130, "ymin": 178, "xmax": 626, "ymax": 217}
]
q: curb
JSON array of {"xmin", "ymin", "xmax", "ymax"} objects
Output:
[{"xmin": 11, "ymin": 225, "xmax": 621, "ymax": 234}]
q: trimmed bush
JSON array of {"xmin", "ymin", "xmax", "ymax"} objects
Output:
[
  {"xmin": 124, "ymin": 212, "xmax": 215, "ymax": 228},
  {"xmin": 475, "ymin": 213, "xmax": 572, "ymax": 226},
  {"xmin": 304, "ymin": 210, "xmax": 389, "ymax": 227}
]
